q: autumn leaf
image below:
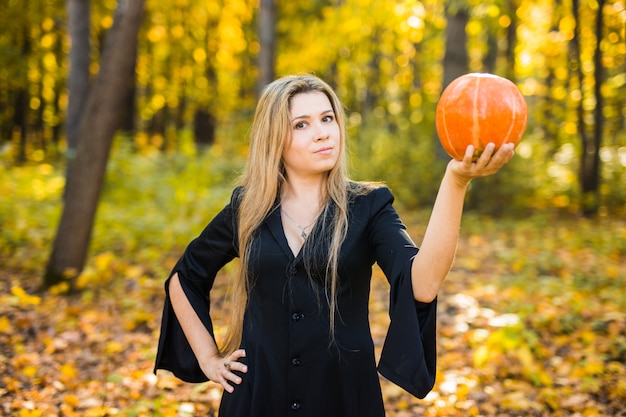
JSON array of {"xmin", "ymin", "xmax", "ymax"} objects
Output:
[{"xmin": 1, "ymin": 147, "xmax": 625, "ymax": 416}]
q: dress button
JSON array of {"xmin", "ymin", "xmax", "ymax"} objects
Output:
[
  {"xmin": 291, "ymin": 357, "xmax": 301, "ymax": 366},
  {"xmin": 290, "ymin": 402, "xmax": 301, "ymax": 410},
  {"xmin": 291, "ymin": 312, "xmax": 304, "ymax": 322}
]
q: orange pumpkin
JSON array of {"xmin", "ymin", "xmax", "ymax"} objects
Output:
[{"xmin": 435, "ymin": 73, "xmax": 528, "ymax": 160}]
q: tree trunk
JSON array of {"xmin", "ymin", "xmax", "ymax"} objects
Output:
[
  {"xmin": 362, "ymin": 29, "xmax": 381, "ymax": 124},
  {"xmin": 15, "ymin": 88, "xmax": 28, "ymax": 164},
  {"xmin": 14, "ymin": 28, "xmax": 31, "ymax": 164},
  {"xmin": 194, "ymin": 25, "xmax": 218, "ymax": 151},
  {"xmin": 119, "ymin": 43, "xmax": 138, "ymax": 133},
  {"xmin": 504, "ymin": 0, "xmax": 518, "ymax": 81},
  {"xmin": 436, "ymin": 6, "xmax": 469, "ymax": 159},
  {"xmin": 193, "ymin": 110, "xmax": 216, "ymax": 149},
  {"xmin": 574, "ymin": 0, "xmax": 605, "ymax": 216},
  {"xmin": 256, "ymin": 0, "xmax": 276, "ymax": 98},
  {"xmin": 44, "ymin": 0, "xmax": 146, "ymax": 289},
  {"xmin": 65, "ymin": 0, "xmax": 91, "ymax": 154},
  {"xmin": 441, "ymin": 9, "xmax": 469, "ymax": 88}
]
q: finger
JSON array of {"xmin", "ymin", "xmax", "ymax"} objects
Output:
[
  {"xmin": 224, "ymin": 360, "xmax": 248, "ymax": 374},
  {"xmin": 489, "ymin": 143, "xmax": 515, "ymax": 166},
  {"xmin": 225, "ymin": 369, "xmax": 243, "ymax": 385},
  {"xmin": 221, "ymin": 378, "xmax": 236, "ymax": 393},
  {"xmin": 225, "ymin": 349, "xmax": 248, "ymax": 373},
  {"xmin": 476, "ymin": 142, "xmax": 496, "ymax": 165},
  {"xmin": 463, "ymin": 144, "xmax": 475, "ymax": 162},
  {"xmin": 503, "ymin": 142, "xmax": 516, "ymax": 160},
  {"xmin": 460, "ymin": 145, "xmax": 475, "ymax": 169},
  {"xmin": 220, "ymin": 366, "xmax": 243, "ymax": 393},
  {"xmin": 220, "ymin": 349, "xmax": 248, "ymax": 393},
  {"xmin": 231, "ymin": 349, "xmax": 246, "ymax": 361}
]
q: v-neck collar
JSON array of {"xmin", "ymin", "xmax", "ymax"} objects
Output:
[
  {"xmin": 265, "ymin": 199, "xmax": 334, "ymax": 262},
  {"xmin": 266, "ymin": 205, "xmax": 303, "ymax": 261}
]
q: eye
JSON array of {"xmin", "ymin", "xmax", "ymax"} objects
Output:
[
  {"xmin": 322, "ymin": 114, "xmax": 334, "ymax": 123},
  {"xmin": 294, "ymin": 121, "xmax": 307, "ymax": 130}
]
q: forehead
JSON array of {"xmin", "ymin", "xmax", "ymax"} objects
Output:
[{"xmin": 289, "ymin": 91, "xmax": 332, "ymax": 116}]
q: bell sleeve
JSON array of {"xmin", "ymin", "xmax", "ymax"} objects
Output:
[
  {"xmin": 368, "ymin": 187, "xmax": 438, "ymax": 399},
  {"xmin": 154, "ymin": 188, "xmax": 241, "ymax": 383}
]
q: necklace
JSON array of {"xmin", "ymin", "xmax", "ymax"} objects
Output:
[{"xmin": 281, "ymin": 209, "xmax": 317, "ymax": 239}]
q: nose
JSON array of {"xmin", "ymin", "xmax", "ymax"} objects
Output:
[{"xmin": 314, "ymin": 122, "xmax": 330, "ymax": 141}]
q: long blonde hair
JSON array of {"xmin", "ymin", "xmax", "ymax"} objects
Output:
[{"xmin": 222, "ymin": 74, "xmax": 365, "ymax": 353}]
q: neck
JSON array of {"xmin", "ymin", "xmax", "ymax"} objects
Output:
[{"xmin": 281, "ymin": 177, "xmax": 326, "ymax": 206}]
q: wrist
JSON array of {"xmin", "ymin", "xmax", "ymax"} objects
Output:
[
  {"xmin": 445, "ymin": 164, "xmax": 472, "ymax": 189},
  {"xmin": 196, "ymin": 345, "xmax": 221, "ymax": 366}
]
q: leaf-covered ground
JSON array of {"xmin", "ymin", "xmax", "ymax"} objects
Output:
[
  {"xmin": 2, "ymin": 212, "xmax": 625, "ymax": 417},
  {"xmin": 1, "ymin": 158, "xmax": 625, "ymax": 416}
]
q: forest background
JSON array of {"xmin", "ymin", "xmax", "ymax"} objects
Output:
[{"xmin": 1, "ymin": 0, "xmax": 625, "ymax": 416}]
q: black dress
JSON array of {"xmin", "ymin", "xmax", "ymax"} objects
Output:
[{"xmin": 154, "ymin": 185, "xmax": 437, "ymax": 416}]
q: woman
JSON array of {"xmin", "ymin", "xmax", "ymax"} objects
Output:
[{"xmin": 155, "ymin": 74, "xmax": 515, "ymax": 416}]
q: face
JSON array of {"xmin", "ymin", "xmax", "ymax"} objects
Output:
[{"xmin": 282, "ymin": 91, "xmax": 341, "ymax": 180}]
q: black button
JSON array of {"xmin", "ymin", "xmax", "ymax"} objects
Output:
[
  {"xmin": 291, "ymin": 312, "xmax": 304, "ymax": 322},
  {"xmin": 290, "ymin": 402, "xmax": 301, "ymax": 410},
  {"xmin": 291, "ymin": 357, "xmax": 301, "ymax": 366}
]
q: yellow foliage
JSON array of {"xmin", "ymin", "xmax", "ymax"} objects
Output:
[
  {"xmin": 123, "ymin": 310, "xmax": 153, "ymax": 331},
  {"xmin": 105, "ymin": 340, "xmax": 124, "ymax": 355},
  {"xmin": 19, "ymin": 409, "xmax": 43, "ymax": 417},
  {"xmin": 94, "ymin": 252, "xmax": 116, "ymax": 270},
  {"xmin": 193, "ymin": 48, "xmax": 207, "ymax": 63},
  {"xmin": 83, "ymin": 406, "xmax": 118, "ymax": 417},
  {"xmin": 49, "ymin": 282, "xmax": 70, "ymax": 295},
  {"xmin": 22, "ymin": 365, "xmax": 38, "ymax": 378},
  {"xmin": 501, "ymin": 391, "xmax": 544, "ymax": 412},
  {"xmin": 60, "ymin": 363, "xmax": 77, "ymax": 380},
  {"xmin": 63, "ymin": 394, "xmax": 80, "ymax": 407},
  {"xmin": 100, "ymin": 15, "xmax": 113, "ymax": 30},
  {"xmin": 0, "ymin": 316, "xmax": 12, "ymax": 333},
  {"xmin": 11, "ymin": 286, "xmax": 41, "ymax": 306}
]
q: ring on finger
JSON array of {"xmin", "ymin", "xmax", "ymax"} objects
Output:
[{"xmin": 224, "ymin": 361, "xmax": 231, "ymax": 370}]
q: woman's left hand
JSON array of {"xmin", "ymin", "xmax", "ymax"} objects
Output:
[{"xmin": 447, "ymin": 142, "xmax": 515, "ymax": 187}]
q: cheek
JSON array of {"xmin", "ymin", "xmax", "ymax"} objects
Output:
[
  {"xmin": 281, "ymin": 139, "xmax": 303, "ymax": 162},
  {"xmin": 331, "ymin": 123, "xmax": 341, "ymax": 141},
  {"xmin": 286, "ymin": 133, "xmax": 308, "ymax": 152}
]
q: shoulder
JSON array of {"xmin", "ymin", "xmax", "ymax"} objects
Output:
[
  {"xmin": 231, "ymin": 186, "xmax": 245, "ymax": 203},
  {"xmin": 228, "ymin": 186, "xmax": 245, "ymax": 212},
  {"xmin": 346, "ymin": 181, "xmax": 397, "ymax": 220},
  {"xmin": 348, "ymin": 181, "xmax": 394, "ymax": 206}
]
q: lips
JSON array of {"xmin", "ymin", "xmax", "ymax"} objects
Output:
[{"xmin": 315, "ymin": 147, "xmax": 333, "ymax": 154}]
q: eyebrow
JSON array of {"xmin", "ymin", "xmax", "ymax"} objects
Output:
[{"xmin": 290, "ymin": 109, "xmax": 334, "ymax": 122}]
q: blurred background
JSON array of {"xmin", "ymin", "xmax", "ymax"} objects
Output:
[
  {"xmin": 0, "ymin": 0, "xmax": 625, "ymax": 415},
  {"xmin": 2, "ymin": 0, "xmax": 624, "ymax": 212}
]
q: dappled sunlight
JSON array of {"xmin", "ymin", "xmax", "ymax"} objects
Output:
[
  {"xmin": 369, "ymin": 211, "xmax": 626, "ymax": 416},
  {"xmin": 1, "ymin": 193, "xmax": 625, "ymax": 415},
  {"xmin": 0, "ymin": 0, "xmax": 625, "ymax": 413}
]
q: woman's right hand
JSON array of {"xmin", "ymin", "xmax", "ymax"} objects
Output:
[{"xmin": 200, "ymin": 349, "xmax": 248, "ymax": 393}]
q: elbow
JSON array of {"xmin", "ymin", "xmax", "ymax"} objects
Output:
[
  {"xmin": 411, "ymin": 271, "xmax": 441, "ymax": 302},
  {"xmin": 413, "ymin": 289, "xmax": 438, "ymax": 304},
  {"xmin": 411, "ymin": 256, "xmax": 446, "ymax": 303}
]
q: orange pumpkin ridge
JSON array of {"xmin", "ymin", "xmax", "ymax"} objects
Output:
[
  {"xmin": 439, "ymin": 95, "xmax": 454, "ymax": 158},
  {"xmin": 435, "ymin": 72, "xmax": 528, "ymax": 161},
  {"xmin": 502, "ymin": 92, "xmax": 519, "ymax": 144},
  {"xmin": 471, "ymin": 77, "xmax": 480, "ymax": 150}
]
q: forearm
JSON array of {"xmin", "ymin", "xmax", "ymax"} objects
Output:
[
  {"xmin": 411, "ymin": 166, "xmax": 469, "ymax": 302},
  {"xmin": 169, "ymin": 272, "xmax": 220, "ymax": 363}
]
